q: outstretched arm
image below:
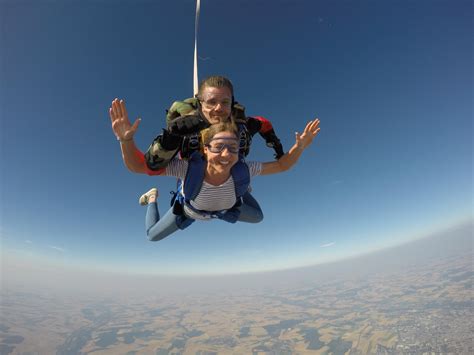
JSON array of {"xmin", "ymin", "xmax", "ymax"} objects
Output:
[
  {"xmin": 109, "ymin": 98, "xmax": 163, "ymax": 175},
  {"xmin": 247, "ymin": 116, "xmax": 285, "ymax": 159},
  {"xmin": 260, "ymin": 119, "xmax": 320, "ymax": 175}
]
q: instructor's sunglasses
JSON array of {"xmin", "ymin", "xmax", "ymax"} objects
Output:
[{"xmin": 205, "ymin": 142, "xmax": 240, "ymax": 154}]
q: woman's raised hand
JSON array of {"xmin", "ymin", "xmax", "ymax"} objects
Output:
[
  {"xmin": 109, "ymin": 98, "xmax": 141, "ymax": 142},
  {"xmin": 295, "ymin": 119, "xmax": 320, "ymax": 150}
]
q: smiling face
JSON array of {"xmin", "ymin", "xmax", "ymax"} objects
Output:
[
  {"xmin": 199, "ymin": 86, "xmax": 233, "ymax": 124},
  {"xmin": 203, "ymin": 131, "xmax": 240, "ymax": 175}
]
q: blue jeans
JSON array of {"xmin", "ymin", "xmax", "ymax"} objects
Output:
[
  {"xmin": 145, "ymin": 203, "xmax": 181, "ymax": 242},
  {"xmin": 237, "ymin": 191, "xmax": 264, "ymax": 223},
  {"xmin": 145, "ymin": 192, "xmax": 264, "ymax": 242}
]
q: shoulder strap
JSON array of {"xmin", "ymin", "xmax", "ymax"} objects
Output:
[
  {"xmin": 230, "ymin": 157, "xmax": 250, "ymax": 199},
  {"xmin": 232, "ymin": 102, "xmax": 247, "ymax": 125},
  {"xmin": 183, "ymin": 151, "xmax": 206, "ymax": 201},
  {"xmin": 237, "ymin": 122, "xmax": 251, "ymax": 157}
]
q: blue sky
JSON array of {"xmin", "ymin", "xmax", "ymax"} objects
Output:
[{"xmin": 1, "ymin": 0, "xmax": 472, "ymax": 276}]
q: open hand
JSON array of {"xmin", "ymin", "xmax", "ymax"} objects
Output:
[
  {"xmin": 109, "ymin": 98, "xmax": 141, "ymax": 141},
  {"xmin": 295, "ymin": 119, "xmax": 320, "ymax": 150}
]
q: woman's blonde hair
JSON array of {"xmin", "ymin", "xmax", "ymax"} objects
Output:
[{"xmin": 201, "ymin": 121, "xmax": 239, "ymax": 148}]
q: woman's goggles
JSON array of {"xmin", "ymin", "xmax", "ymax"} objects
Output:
[{"xmin": 206, "ymin": 138, "xmax": 240, "ymax": 154}]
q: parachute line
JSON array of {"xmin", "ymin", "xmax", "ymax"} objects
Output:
[{"xmin": 193, "ymin": 0, "xmax": 201, "ymax": 96}]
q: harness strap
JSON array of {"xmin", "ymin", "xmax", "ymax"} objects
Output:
[
  {"xmin": 172, "ymin": 152, "xmax": 250, "ymax": 226},
  {"xmin": 183, "ymin": 202, "xmax": 229, "ymax": 220},
  {"xmin": 230, "ymin": 157, "xmax": 251, "ymax": 198},
  {"xmin": 183, "ymin": 152, "xmax": 206, "ymax": 200}
]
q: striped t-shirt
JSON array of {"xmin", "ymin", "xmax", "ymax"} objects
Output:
[{"xmin": 165, "ymin": 159, "xmax": 262, "ymax": 220}]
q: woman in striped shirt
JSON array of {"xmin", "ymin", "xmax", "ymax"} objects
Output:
[{"xmin": 140, "ymin": 119, "xmax": 320, "ymax": 242}]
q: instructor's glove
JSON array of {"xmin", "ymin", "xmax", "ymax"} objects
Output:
[
  {"xmin": 158, "ymin": 129, "xmax": 182, "ymax": 150},
  {"xmin": 168, "ymin": 114, "xmax": 209, "ymax": 135},
  {"xmin": 248, "ymin": 116, "xmax": 285, "ymax": 159},
  {"xmin": 261, "ymin": 129, "xmax": 285, "ymax": 159}
]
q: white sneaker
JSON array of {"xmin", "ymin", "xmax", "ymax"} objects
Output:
[{"xmin": 139, "ymin": 188, "xmax": 158, "ymax": 205}]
